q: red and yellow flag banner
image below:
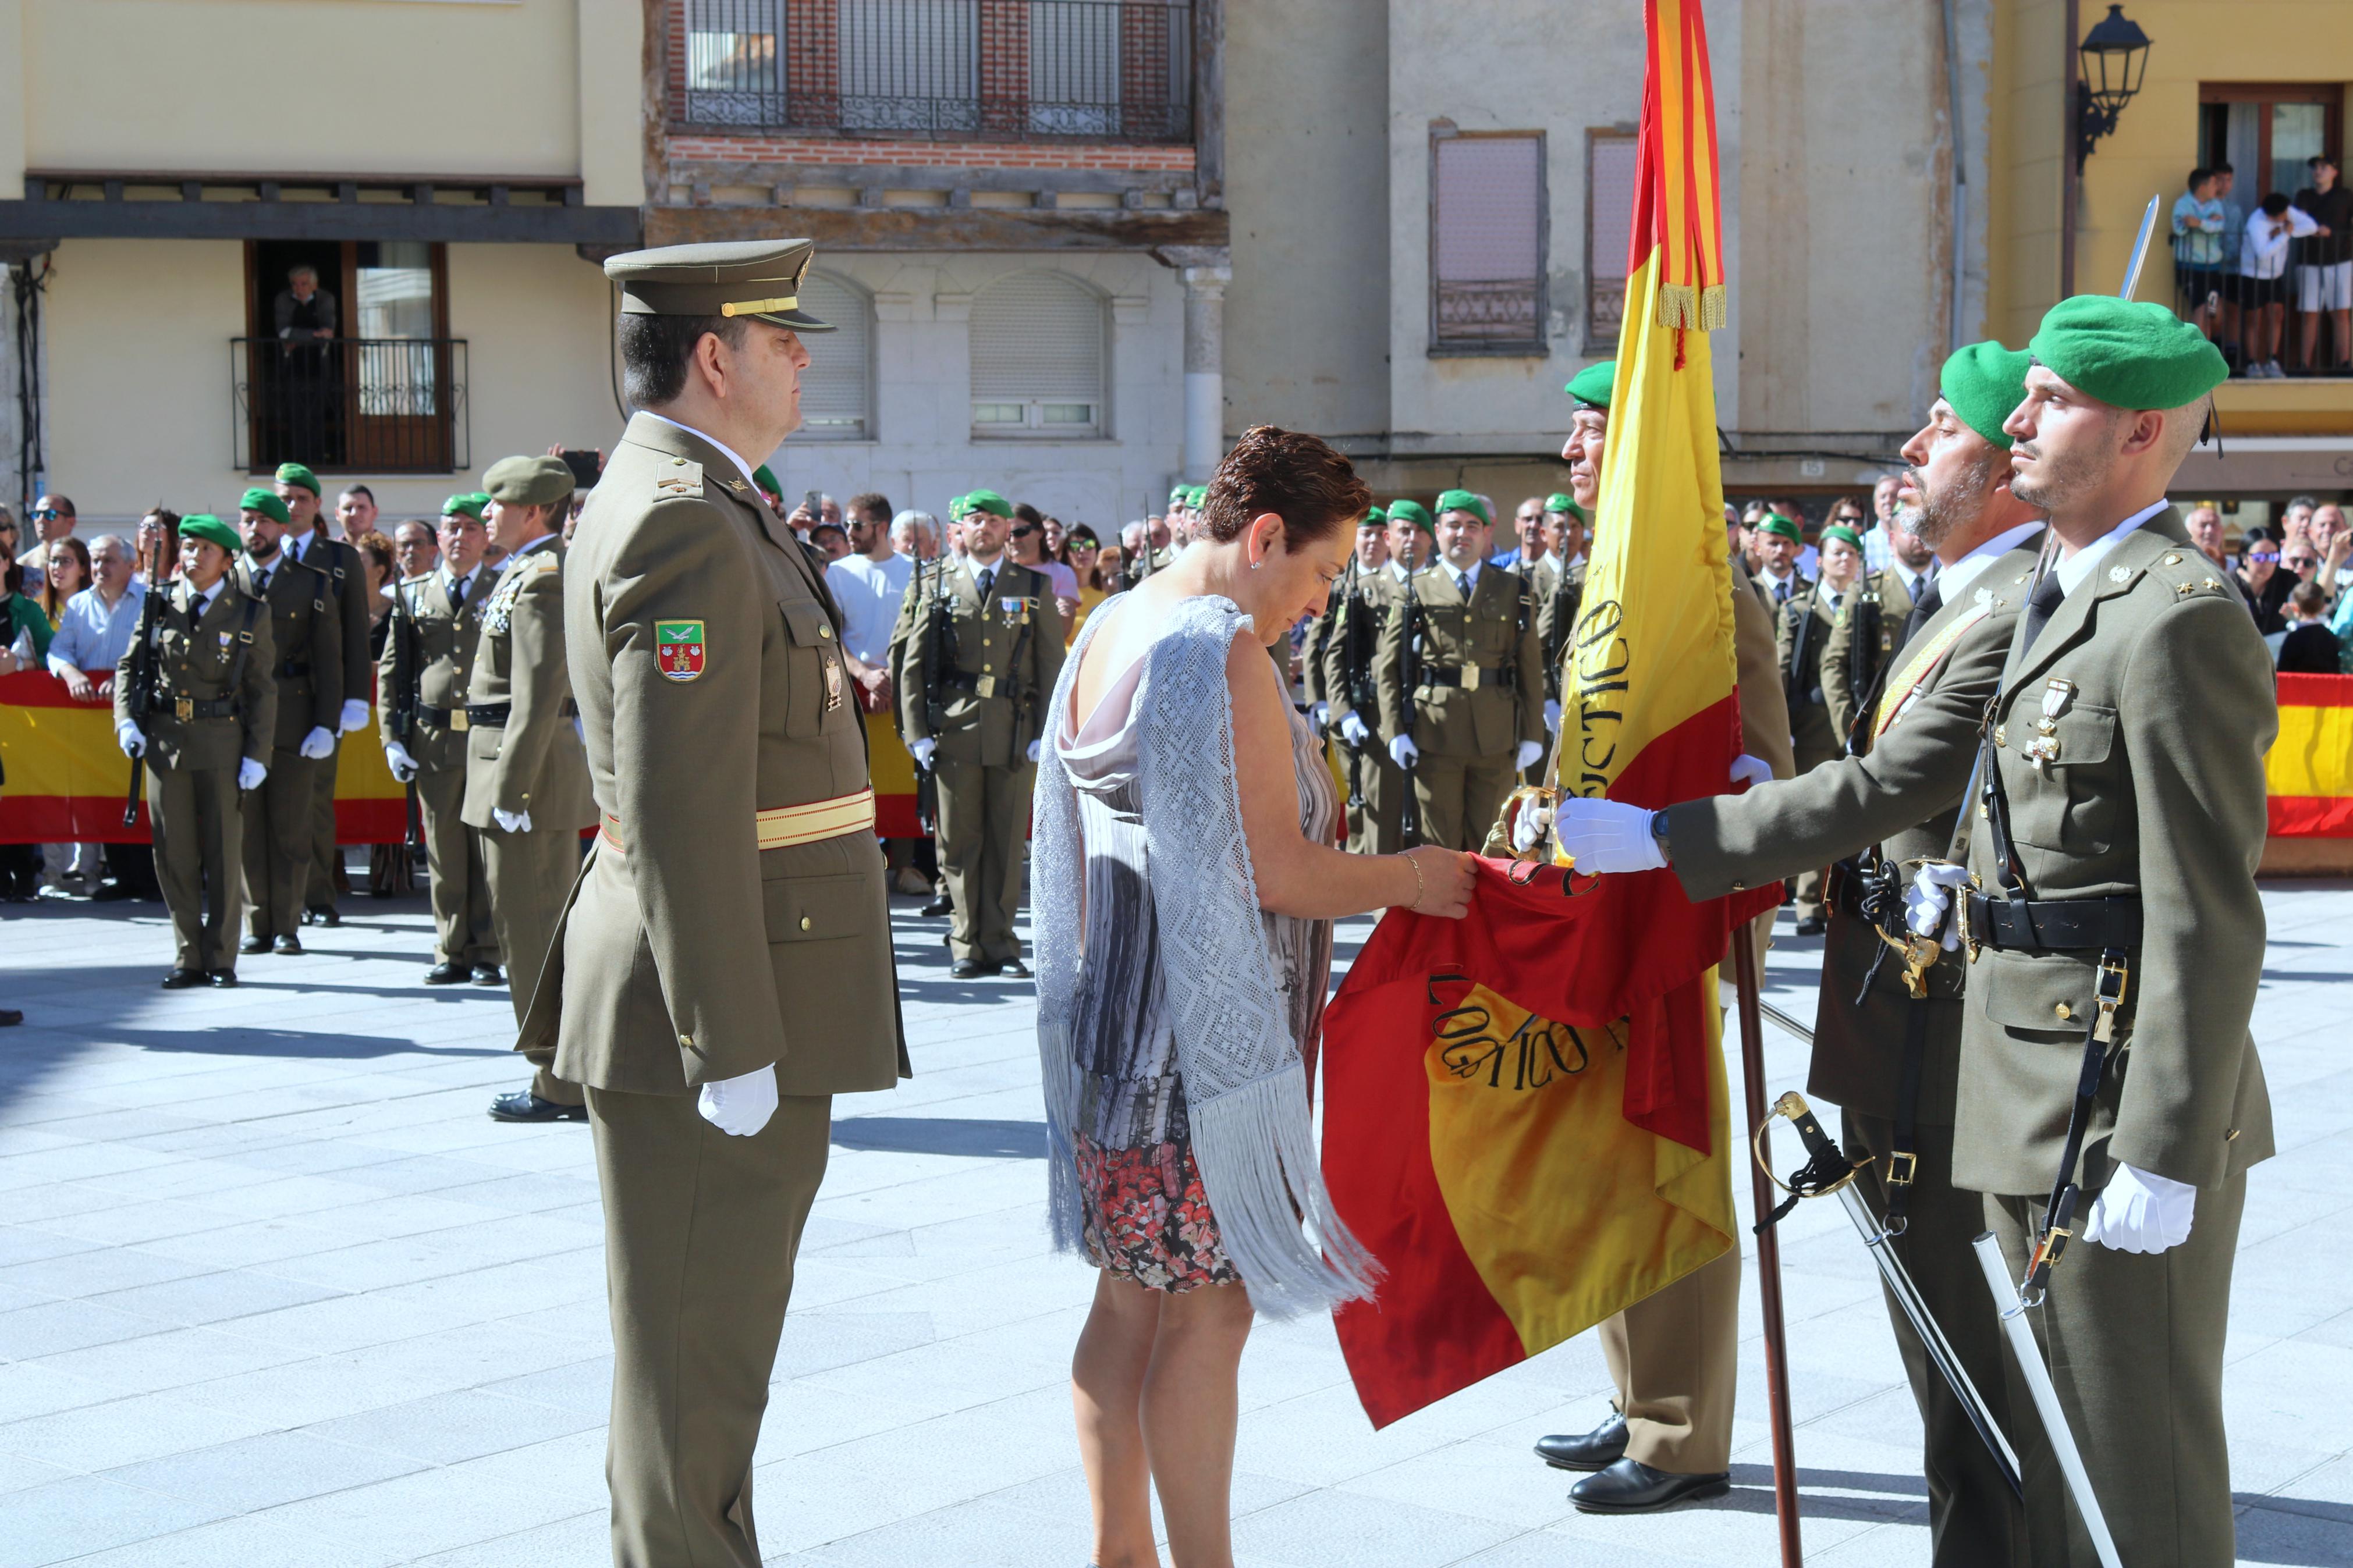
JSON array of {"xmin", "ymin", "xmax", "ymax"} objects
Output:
[
  {"xmin": 1319, "ymin": 0, "xmax": 1773, "ymax": 1429},
  {"xmin": 2267, "ymin": 673, "xmax": 2353, "ymax": 837}
]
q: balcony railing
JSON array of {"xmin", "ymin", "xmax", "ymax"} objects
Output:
[
  {"xmin": 681, "ymin": 0, "xmax": 1193, "ymax": 143},
  {"xmin": 232, "ymin": 338, "xmax": 470, "ymax": 475}
]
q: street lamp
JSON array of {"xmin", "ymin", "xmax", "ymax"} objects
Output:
[{"xmin": 2075, "ymin": 3, "xmax": 2152, "ymax": 172}]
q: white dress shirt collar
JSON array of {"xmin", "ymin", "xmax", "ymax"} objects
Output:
[
  {"xmin": 2054, "ymin": 501, "xmax": 2169, "ymax": 596},
  {"xmin": 637, "ymin": 411, "xmax": 763, "ymax": 495},
  {"xmin": 1937, "ymin": 520, "xmax": 2044, "ymax": 600},
  {"xmin": 1447, "ymin": 559, "xmax": 1483, "ymax": 592}
]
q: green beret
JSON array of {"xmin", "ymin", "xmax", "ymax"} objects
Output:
[
  {"xmin": 1756, "ymin": 514, "xmax": 1802, "ymax": 543},
  {"xmin": 1820, "ymin": 524, "xmax": 1864, "ymax": 550},
  {"xmin": 466, "ymin": 492, "xmax": 492, "ymax": 511},
  {"xmin": 964, "ymin": 488, "xmax": 1014, "ymax": 519},
  {"xmin": 1542, "ymin": 492, "xmax": 1587, "ymax": 522},
  {"xmin": 239, "ymin": 488, "xmax": 290, "ymax": 526},
  {"xmin": 441, "ymin": 493, "xmax": 486, "ymax": 521},
  {"xmin": 1361, "ymin": 505, "xmax": 1387, "ymax": 528},
  {"xmin": 752, "ymin": 464, "xmax": 780, "ymax": 495},
  {"xmin": 1186, "ymin": 485, "xmax": 1209, "ymax": 507},
  {"xmin": 946, "ymin": 494, "xmax": 970, "ymax": 520},
  {"xmin": 482, "ymin": 455, "xmax": 576, "ymax": 509},
  {"xmin": 1939, "ymin": 339, "xmax": 2034, "ymax": 450},
  {"xmin": 1169, "ymin": 483, "xmax": 1189, "ymax": 506},
  {"xmin": 1435, "ymin": 489, "xmax": 1492, "ymax": 525},
  {"xmin": 179, "ymin": 514, "xmax": 240, "ymax": 556},
  {"xmin": 1564, "ymin": 361, "xmax": 1617, "ymax": 410},
  {"xmin": 2028, "ymin": 296, "xmax": 2228, "ymax": 411},
  {"xmin": 1386, "ymin": 498, "xmax": 1434, "ymax": 535},
  {"xmin": 272, "ymin": 462, "xmax": 320, "ymax": 496}
]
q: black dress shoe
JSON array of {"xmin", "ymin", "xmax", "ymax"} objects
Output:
[
  {"xmin": 1794, "ymin": 914, "xmax": 1827, "ymax": 937},
  {"xmin": 272, "ymin": 934, "xmax": 304, "ymax": 956},
  {"xmin": 473, "ymin": 964, "xmax": 505, "ymax": 986},
  {"xmin": 998, "ymin": 958, "xmax": 1032, "ymax": 979},
  {"xmin": 309, "ymin": 904, "xmax": 341, "ymax": 928},
  {"xmin": 949, "ymin": 958, "xmax": 998, "ymax": 979},
  {"xmin": 488, "ymin": 1089, "xmax": 588, "ymax": 1123},
  {"xmin": 423, "ymin": 961, "xmax": 471, "ymax": 986},
  {"xmin": 161, "ymin": 968, "xmax": 207, "ymax": 990},
  {"xmin": 239, "ymin": 935, "xmax": 271, "ymax": 955},
  {"xmin": 207, "ymin": 969, "xmax": 239, "ymax": 988},
  {"xmin": 89, "ymin": 881, "xmax": 136, "ymax": 903},
  {"xmin": 1569, "ymin": 1457, "xmax": 1730, "ymax": 1513},
  {"xmin": 920, "ymin": 894, "xmax": 954, "ymax": 918},
  {"xmin": 0, "ymin": 1009, "xmax": 21, "ymax": 1026},
  {"xmin": 1535, "ymin": 1410, "xmax": 1628, "ymax": 1472}
]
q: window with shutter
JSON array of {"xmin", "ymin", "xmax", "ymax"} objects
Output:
[
  {"xmin": 840, "ymin": 0, "xmax": 979, "ymax": 133},
  {"xmin": 1430, "ymin": 131, "xmax": 1547, "ymax": 355},
  {"xmin": 1584, "ymin": 131, "xmax": 1639, "ymax": 354},
  {"xmin": 970, "ymin": 273, "xmax": 1106, "ymax": 438},
  {"xmin": 797, "ymin": 272, "xmax": 872, "ymax": 441},
  {"xmin": 684, "ymin": 0, "xmax": 786, "ymax": 126}
]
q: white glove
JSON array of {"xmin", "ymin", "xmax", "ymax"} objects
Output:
[
  {"xmin": 908, "ymin": 735, "xmax": 938, "ymax": 769},
  {"xmin": 1511, "ymin": 801, "xmax": 1553, "ymax": 857},
  {"xmin": 384, "ymin": 742, "xmax": 419, "ymax": 784},
  {"xmin": 1389, "ymin": 734, "xmax": 1420, "ymax": 770},
  {"xmin": 492, "ymin": 807, "xmax": 533, "ymax": 834},
  {"xmin": 1514, "ymin": 739, "xmax": 1544, "ymax": 772},
  {"xmin": 1543, "ymin": 698, "xmax": 1561, "ymax": 733},
  {"xmin": 1904, "ymin": 863, "xmax": 1973, "ymax": 951},
  {"xmin": 1553, "ymin": 797, "xmax": 1665, "ymax": 873},
  {"xmin": 116, "ymin": 723, "xmax": 146, "ymax": 758},
  {"xmin": 696, "ymin": 1063, "xmax": 779, "ymax": 1137},
  {"xmin": 2081, "ymin": 1161, "xmax": 2196, "ymax": 1254},
  {"xmin": 237, "ymin": 758, "xmax": 267, "ymax": 792},
  {"xmin": 1310, "ymin": 701, "xmax": 1330, "ymax": 731},
  {"xmin": 1340, "ymin": 712, "xmax": 1371, "ymax": 747},
  {"xmin": 339, "ymin": 698, "xmax": 370, "ymax": 735},
  {"xmin": 1729, "ymin": 753, "xmax": 1774, "ymax": 789},
  {"xmin": 1027, "ymin": 738, "xmax": 1042, "ymax": 764},
  {"xmin": 298, "ymin": 726, "xmax": 336, "ymax": 760}
]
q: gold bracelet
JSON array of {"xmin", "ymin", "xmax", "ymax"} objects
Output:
[{"xmin": 1402, "ymin": 852, "xmax": 1424, "ymax": 911}]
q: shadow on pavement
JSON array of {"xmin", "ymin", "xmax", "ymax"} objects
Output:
[{"xmin": 830, "ymin": 1116, "xmax": 1046, "ymax": 1159}]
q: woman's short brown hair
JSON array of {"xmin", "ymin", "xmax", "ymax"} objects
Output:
[{"xmin": 1196, "ymin": 426, "xmax": 1372, "ymax": 553}]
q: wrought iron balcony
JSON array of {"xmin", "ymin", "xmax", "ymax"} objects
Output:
[
  {"xmin": 232, "ymin": 337, "xmax": 470, "ymax": 475},
  {"xmin": 680, "ymin": 0, "xmax": 1194, "ymax": 143}
]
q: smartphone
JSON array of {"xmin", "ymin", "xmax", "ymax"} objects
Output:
[
  {"xmin": 801, "ymin": 488, "xmax": 821, "ymax": 514},
  {"xmin": 558, "ymin": 449, "xmax": 602, "ymax": 489}
]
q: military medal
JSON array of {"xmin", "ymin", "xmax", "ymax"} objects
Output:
[
  {"xmin": 2026, "ymin": 677, "xmax": 2074, "ymax": 771},
  {"xmin": 655, "ymin": 620, "xmax": 707, "ymax": 682},
  {"xmin": 822, "ymin": 650, "xmax": 843, "ymax": 710}
]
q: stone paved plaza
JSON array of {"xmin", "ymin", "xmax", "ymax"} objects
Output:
[{"xmin": 2, "ymin": 878, "xmax": 2350, "ymax": 1566}]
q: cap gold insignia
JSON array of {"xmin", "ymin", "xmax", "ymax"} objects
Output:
[
  {"xmin": 719, "ymin": 295, "xmax": 798, "ymax": 318},
  {"xmin": 721, "ymin": 478, "xmax": 750, "ymax": 494}
]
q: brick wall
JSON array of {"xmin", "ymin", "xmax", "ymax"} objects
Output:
[
  {"xmin": 783, "ymin": 0, "xmax": 839, "ymax": 129},
  {"xmin": 667, "ymin": 133, "xmax": 1197, "ymax": 172}
]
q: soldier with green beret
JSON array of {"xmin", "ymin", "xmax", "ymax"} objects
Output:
[
  {"xmin": 113, "ymin": 515, "xmax": 278, "ymax": 987},
  {"xmin": 1776, "ymin": 516, "xmax": 1866, "ymax": 934},
  {"xmin": 465, "ymin": 454, "xmax": 597, "ymax": 1123},
  {"xmin": 230, "ymin": 486, "xmax": 343, "ymax": 956},
  {"xmin": 750, "ymin": 462, "xmax": 782, "ymax": 511},
  {"xmin": 515, "ymin": 237, "xmax": 904, "ymax": 1568},
  {"xmin": 1318, "ymin": 504, "xmax": 1412, "ymax": 854},
  {"xmin": 1373, "ymin": 487, "xmax": 1543, "ymax": 852},
  {"xmin": 380, "ymin": 492, "xmax": 503, "ymax": 987},
  {"xmin": 271, "ymin": 461, "xmax": 373, "ymax": 927},
  {"xmin": 890, "ymin": 483, "xmax": 1064, "ymax": 975},
  {"xmin": 1904, "ymin": 296, "xmax": 2270, "ymax": 1568},
  {"xmin": 1564, "ymin": 360, "xmax": 1617, "ymax": 409}
]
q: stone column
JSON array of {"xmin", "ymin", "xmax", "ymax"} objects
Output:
[{"xmin": 1179, "ymin": 260, "xmax": 1229, "ymax": 480}]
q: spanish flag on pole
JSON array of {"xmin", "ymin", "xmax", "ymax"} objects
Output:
[{"xmin": 1319, "ymin": 0, "xmax": 1772, "ymax": 1428}]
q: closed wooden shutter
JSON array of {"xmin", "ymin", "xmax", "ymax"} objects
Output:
[
  {"xmin": 798, "ymin": 272, "xmax": 869, "ymax": 440},
  {"xmin": 1432, "ymin": 133, "xmax": 1545, "ymax": 350},
  {"xmin": 1585, "ymin": 131, "xmax": 1639, "ymax": 353},
  {"xmin": 970, "ymin": 272, "xmax": 1104, "ymax": 434}
]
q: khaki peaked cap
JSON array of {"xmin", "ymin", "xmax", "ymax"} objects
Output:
[{"xmin": 604, "ymin": 239, "xmax": 836, "ymax": 333}]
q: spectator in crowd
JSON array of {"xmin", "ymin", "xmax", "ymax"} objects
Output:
[
  {"xmin": 2277, "ymin": 581, "xmax": 2343, "ymax": 672},
  {"xmin": 274, "ymin": 264, "xmax": 336, "ymax": 339},
  {"xmin": 1736, "ymin": 500, "xmax": 1768, "ymax": 573},
  {"xmin": 0, "ymin": 508, "xmax": 17, "ymax": 580},
  {"xmin": 2173, "ymin": 166, "xmax": 2231, "ymax": 340},
  {"xmin": 2281, "ymin": 495, "xmax": 2318, "ymax": 549},
  {"xmin": 2284, "ymin": 538, "xmax": 2323, "ymax": 589},
  {"xmin": 16, "ymin": 493, "xmax": 76, "ymax": 592},
  {"xmin": 2185, "ymin": 503, "xmax": 2231, "ymax": 568},
  {"xmin": 2295, "ymin": 157, "xmax": 2352, "ymax": 374},
  {"xmin": 1010, "ymin": 502, "xmax": 1081, "ymax": 625},
  {"xmin": 1493, "ymin": 497, "xmax": 1547, "ymax": 569},
  {"xmin": 830, "ymin": 494, "xmax": 915, "ymax": 666},
  {"xmin": 353, "ymin": 530, "xmax": 397, "ymax": 660},
  {"xmin": 0, "ymin": 555, "xmax": 53, "ymax": 674},
  {"xmin": 1858, "ymin": 472, "xmax": 1902, "ymax": 570},
  {"xmin": 2213, "ymin": 161, "xmax": 2249, "ymax": 363},
  {"xmin": 890, "ymin": 509, "xmax": 940, "ymax": 564},
  {"xmin": 134, "ymin": 509, "xmax": 181, "ymax": 584},
  {"xmin": 391, "ymin": 519, "xmax": 441, "ymax": 585},
  {"xmin": 46, "ymin": 534, "xmax": 140, "ymax": 700},
  {"xmin": 1042, "ymin": 515, "xmax": 1069, "ymax": 563},
  {"xmin": 336, "ymin": 483, "xmax": 379, "ymax": 542},
  {"xmin": 2237, "ymin": 527, "xmax": 2294, "ymax": 632},
  {"xmin": 2311, "ymin": 502, "xmax": 2351, "ymax": 601},
  {"xmin": 35, "ymin": 536, "xmax": 91, "ymax": 630},
  {"xmin": 2241, "ymin": 192, "xmax": 2320, "ymax": 378},
  {"xmin": 808, "ymin": 519, "xmax": 851, "ymax": 564}
]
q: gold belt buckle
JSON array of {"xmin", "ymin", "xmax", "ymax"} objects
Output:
[
  {"xmin": 1460, "ymin": 664, "xmax": 1484, "ymax": 691},
  {"xmin": 2092, "ymin": 952, "xmax": 2130, "ymax": 1043},
  {"xmin": 173, "ymin": 695, "xmax": 194, "ymax": 721},
  {"xmin": 450, "ymin": 709, "xmax": 469, "ymax": 733},
  {"xmin": 1886, "ymin": 1150, "xmax": 1919, "ymax": 1187},
  {"xmin": 974, "ymin": 674, "xmax": 999, "ymax": 699}
]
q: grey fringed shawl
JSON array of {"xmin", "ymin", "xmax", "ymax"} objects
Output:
[{"xmin": 1033, "ymin": 593, "xmax": 1377, "ymax": 1317}]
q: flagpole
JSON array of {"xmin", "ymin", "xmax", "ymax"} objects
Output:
[{"xmin": 1733, "ymin": 934, "xmax": 1804, "ymax": 1565}]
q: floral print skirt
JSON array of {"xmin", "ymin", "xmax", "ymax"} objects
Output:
[{"xmin": 1073, "ymin": 1132, "xmax": 1241, "ymax": 1293}]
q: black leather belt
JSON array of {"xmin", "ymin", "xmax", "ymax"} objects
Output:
[
  {"xmin": 1422, "ymin": 663, "xmax": 1511, "ymax": 691},
  {"xmin": 165, "ymin": 694, "xmax": 239, "ymax": 721},
  {"xmin": 418, "ymin": 702, "xmax": 467, "ymax": 731},
  {"xmin": 276, "ymin": 660, "xmax": 310, "ymax": 680},
  {"xmin": 943, "ymin": 672, "xmax": 1006, "ymax": 698},
  {"xmin": 1965, "ymin": 893, "xmax": 2143, "ymax": 952},
  {"xmin": 465, "ymin": 703, "xmax": 511, "ymax": 727}
]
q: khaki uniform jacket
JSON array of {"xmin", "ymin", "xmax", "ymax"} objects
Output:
[
  {"xmin": 523, "ymin": 414, "xmax": 903, "ymax": 1096},
  {"xmin": 1374, "ymin": 563, "xmax": 1544, "ymax": 759},
  {"xmin": 113, "ymin": 578, "xmax": 278, "ymax": 773},
  {"xmin": 1300, "ymin": 577, "xmax": 1341, "ymax": 707},
  {"xmin": 889, "ymin": 555, "xmax": 1065, "ymax": 769},
  {"xmin": 236, "ymin": 553, "xmax": 342, "ymax": 751},
  {"xmin": 1538, "ymin": 557, "xmax": 1591, "ymax": 705},
  {"xmin": 1320, "ymin": 566, "xmax": 1405, "ymax": 734},
  {"xmin": 1665, "ymin": 545, "xmax": 2041, "ymax": 1122},
  {"xmin": 1957, "ymin": 507, "xmax": 2276, "ymax": 1196},
  {"xmin": 1777, "ymin": 581, "xmax": 1843, "ymax": 763},
  {"xmin": 1822, "ymin": 566, "xmax": 1920, "ymax": 746},
  {"xmin": 460, "ymin": 538, "xmax": 594, "ymax": 830},
  {"xmin": 1730, "ymin": 559, "xmax": 1796, "ymax": 781},
  {"xmin": 290, "ymin": 531, "xmax": 373, "ymax": 709},
  {"xmin": 377, "ymin": 567, "xmax": 496, "ymax": 774}
]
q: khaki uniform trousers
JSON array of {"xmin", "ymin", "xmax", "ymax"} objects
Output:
[
  {"xmin": 1986, "ymin": 1172, "xmax": 2246, "ymax": 1568},
  {"xmin": 151, "ymin": 762, "xmax": 245, "ymax": 973},
  {"xmin": 481, "ymin": 821, "xmax": 583, "ymax": 1105},
  {"xmin": 589, "ymin": 1086, "xmax": 832, "ymax": 1568},
  {"xmin": 935, "ymin": 756, "xmax": 1033, "ymax": 963},
  {"xmin": 1845, "ymin": 1111, "xmax": 2028, "ymax": 1568},
  {"xmin": 1410, "ymin": 749, "xmax": 1518, "ymax": 855},
  {"xmin": 1340, "ymin": 741, "xmax": 1407, "ymax": 855},
  {"xmin": 306, "ymin": 742, "xmax": 342, "ymax": 910},
  {"xmin": 417, "ymin": 765, "xmax": 496, "ymax": 967},
  {"xmin": 1786, "ymin": 734, "xmax": 1843, "ymax": 923},
  {"xmin": 242, "ymin": 748, "xmax": 325, "ymax": 940}
]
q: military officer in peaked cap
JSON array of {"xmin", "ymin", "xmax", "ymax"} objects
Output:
[
  {"xmin": 113, "ymin": 514, "xmax": 277, "ymax": 987},
  {"xmin": 381, "ymin": 493, "xmax": 502, "ymax": 985},
  {"xmin": 515, "ymin": 239, "xmax": 904, "ymax": 1568},
  {"xmin": 469, "ymin": 454, "xmax": 597, "ymax": 1123}
]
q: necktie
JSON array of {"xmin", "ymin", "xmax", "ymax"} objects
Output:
[
  {"xmin": 1900, "ymin": 577, "xmax": 1943, "ymax": 645},
  {"xmin": 451, "ymin": 573, "xmax": 471, "ymax": 609},
  {"xmin": 2021, "ymin": 568, "xmax": 2067, "ymax": 653},
  {"xmin": 977, "ymin": 566, "xmax": 995, "ymax": 600},
  {"xmin": 1775, "ymin": 578, "xmax": 1792, "ymax": 605},
  {"xmin": 253, "ymin": 567, "xmax": 271, "ymax": 596},
  {"xmin": 1456, "ymin": 571, "xmax": 1472, "ymax": 598}
]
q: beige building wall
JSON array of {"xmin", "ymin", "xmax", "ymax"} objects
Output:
[{"xmin": 441, "ymin": 243, "xmax": 624, "ymax": 511}]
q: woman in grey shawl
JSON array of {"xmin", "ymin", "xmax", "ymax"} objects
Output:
[{"xmin": 1034, "ymin": 427, "xmax": 1477, "ymax": 1568}]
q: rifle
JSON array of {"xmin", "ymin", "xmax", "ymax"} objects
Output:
[
  {"xmin": 391, "ymin": 580, "xmax": 424, "ymax": 855},
  {"xmin": 1003, "ymin": 568, "xmax": 1038, "ymax": 767},
  {"xmin": 120, "ymin": 532, "xmax": 167, "ymax": 826},
  {"xmin": 1399, "ymin": 563, "xmax": 1426, "ymax": 849},
  {"xmin": 914, "ymin": 549, "xmax": 953, "ymax": 835},
  {"xmin": 1331, "ymin": 561, "xmax": 1370, "ymax": 812}
]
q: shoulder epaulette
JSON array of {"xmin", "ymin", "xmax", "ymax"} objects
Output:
[{"xmin": 653, "ymin": 457, "xmax": 705, "ymax": 500}]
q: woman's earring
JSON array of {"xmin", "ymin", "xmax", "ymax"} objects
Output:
[{"xmin": 1250, "ymin": 558, "xmax": 1262, "ymax": 571}]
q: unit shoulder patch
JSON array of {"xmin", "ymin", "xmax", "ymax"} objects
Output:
[{"xmin": 656, "ymin": 619, "xmax": 707, "ymax": 682}]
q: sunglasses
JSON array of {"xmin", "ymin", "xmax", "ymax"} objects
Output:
[
  {"xmin": 2249, "ymin": 551, "xmax": 2280, "ymax": 562},
  {"xmin": 30, "ymin": 508, "xmax": 61, "ymax": 520},
  {"xmin": 1010, "ymin": 524, "xmax": 1040, "ymax": 538}
]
